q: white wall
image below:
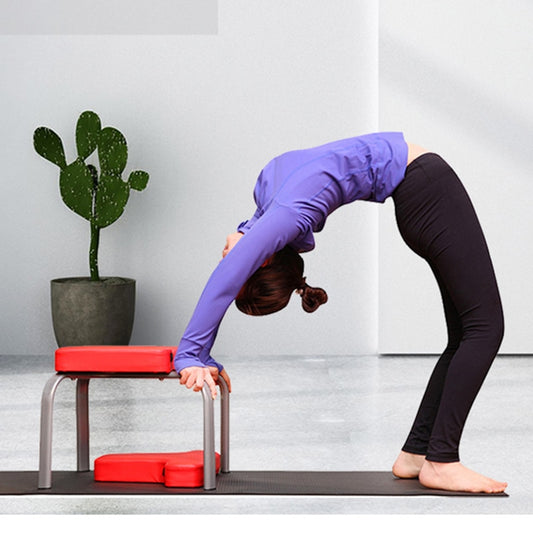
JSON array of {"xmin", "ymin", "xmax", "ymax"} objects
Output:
[
  {"xmin": 3, "ymin": 1, "xmax": 528, "ymax": 360},
  {"xmin": 378, "ymin": 0, "xmax": 533, "ymax": 353},
  {"xmin": 0, "ymin": 1, "xmax": 380, "ymax": 358}
]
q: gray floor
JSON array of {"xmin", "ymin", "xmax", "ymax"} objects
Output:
[{"xmin": 0, "ymin": 352, "xmax": 532, "ymax": 515}]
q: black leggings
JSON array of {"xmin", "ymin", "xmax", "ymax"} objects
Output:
[{"xmin": 392, "ymin": 153, "xmax": 504, "ymax": 463}]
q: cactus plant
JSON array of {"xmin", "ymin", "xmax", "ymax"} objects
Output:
[{"xmin": 34, "ymin": 111, "xmax": 149, "ymax": 281}]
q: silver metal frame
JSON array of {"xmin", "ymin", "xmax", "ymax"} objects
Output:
[{"xmin": 38, "ymin": 370, "xmax": 230, "ymax": 491}]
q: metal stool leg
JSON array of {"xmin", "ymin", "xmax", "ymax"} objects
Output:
[
  {"xmin": 219, "ymin": 376, "xmax": 230, "ymax": 473},
  {"xmin": 38, "ymin": 373, "xmax": 68, "ymax": 489},
  {"xmin": 201, "ymin": 383, "xmax": 216, "ymax": 490},
  {"xmin": 76, "ymin": 378, "xmax": 90, "ymax": 472}
]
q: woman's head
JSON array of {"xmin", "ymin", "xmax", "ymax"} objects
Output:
[{"xmin": 235, "ymin": 245, "xmax": 328, "ymax": 316}]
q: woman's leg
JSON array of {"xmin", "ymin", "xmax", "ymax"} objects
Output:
[
  {"xmin": 401, "ymin": 265, "xmax": 462, "ymax": 455},
  {"xmin": 392, "ymin": 267, "xmax": 462, "ymax": 478},
  {"xmin": 391, "ymin": 154, "xmax": 506, "ymax": 492}
]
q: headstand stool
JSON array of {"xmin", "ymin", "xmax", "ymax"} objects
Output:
[{"xmin": 38, "ymin": 346, "xmax": 230, "ymax": 490}]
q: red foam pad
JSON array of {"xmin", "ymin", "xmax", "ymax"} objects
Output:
[
  {"xmin": 55, "ymin": 345, "xmax": 176, "ymax": 373},
  {"xmin": 164, "ymin": 451, "xmax": 221, "ymax": 488},
  {"xmin": 94, "ymin": 450, "xmax": 221, "ymax": 488}
]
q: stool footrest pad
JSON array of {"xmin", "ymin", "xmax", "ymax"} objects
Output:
[{"xmin": 94, "ymin": 450, "xmax": 221, "ymax": 487}]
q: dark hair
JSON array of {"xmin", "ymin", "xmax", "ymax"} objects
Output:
[{"xmin": 235, "ymin": 246, "xmax": 328, "ymax": 316}]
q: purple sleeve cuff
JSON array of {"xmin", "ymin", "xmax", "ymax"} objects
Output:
[{"xmin": 174, "ymin": 338, "xmax": 223, "ymax": 374}]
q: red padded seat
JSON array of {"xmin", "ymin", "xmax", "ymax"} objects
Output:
[
  {"xmin": 55, "ymin": 345, "xmax": 176, "ymax": 373},
  {"xmin": 94, "ymin": 450, "xmax": 221, "ymax": 487}
]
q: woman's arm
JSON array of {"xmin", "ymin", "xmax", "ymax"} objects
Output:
[{"xmin": 175, "ymin": 203, "xmax": 305, "ymax": 387}]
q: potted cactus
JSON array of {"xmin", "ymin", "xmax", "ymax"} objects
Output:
[{"xmin": 33, "ymin": 110, "xmax": 150, "ymax": 346}]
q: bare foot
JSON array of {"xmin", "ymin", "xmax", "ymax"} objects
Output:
[
  {"xmin": 392, "ymin": 451, "xmax": 425, "ymax": 479},
  {"xmin": 419, "ymin": 460, "xmax": 508, "ymax": 493}
]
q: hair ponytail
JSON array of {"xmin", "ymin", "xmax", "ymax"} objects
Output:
[{"xmin": 297, "ymin": 277, "xmax": 328, "ymax": 313}]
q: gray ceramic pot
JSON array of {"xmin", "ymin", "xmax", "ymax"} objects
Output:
[{"xmin": 51, "ymin": 277, "xmax": 135, "ymax": 347}]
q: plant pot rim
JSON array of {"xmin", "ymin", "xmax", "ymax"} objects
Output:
[{"xmin": 51, "ymin": 277, "xmax": 136, "ymax": 284}]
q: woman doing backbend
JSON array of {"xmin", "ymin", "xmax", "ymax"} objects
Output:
[{"xmin": 174, "ymin": 132, "xmax": 507, "ymax": 494}]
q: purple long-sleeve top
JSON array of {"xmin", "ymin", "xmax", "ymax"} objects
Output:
[{"xmin": 174, "ymin": 132, "xmax": 408, "ymax": 373}]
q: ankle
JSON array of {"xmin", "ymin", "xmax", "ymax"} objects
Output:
[{"xmin": 424, "ymin": 459, "xmax": 460, "ymax": 469}]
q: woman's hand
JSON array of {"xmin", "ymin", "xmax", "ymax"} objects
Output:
[
  {"xmin": 179, "ymin": 366, "xmax": 232, "ymax": 399},
  {"xmin": 222, "ymin": 232, "xmax": 243, "ymax": 259}
]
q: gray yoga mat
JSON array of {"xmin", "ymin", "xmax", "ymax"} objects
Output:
[{"xmin": 0, "ymin": 470, "xmax": 508, "ymax": 497}]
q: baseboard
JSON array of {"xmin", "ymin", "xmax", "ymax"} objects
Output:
[{"xmin": 380, "ymin": 353, "xmax": 532, "ymax": 357}]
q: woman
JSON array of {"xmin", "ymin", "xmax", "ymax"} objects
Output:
[{"xmin": 175, "ymin": 132, "xmax": 507, "ymax": 493}]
